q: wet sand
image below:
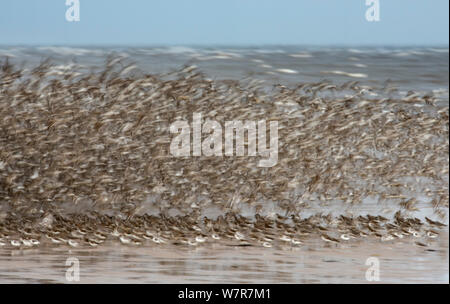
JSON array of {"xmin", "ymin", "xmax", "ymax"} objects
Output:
[{"xmin": 0, "ymin": 230, "xmax": 447, "ymax": 284}]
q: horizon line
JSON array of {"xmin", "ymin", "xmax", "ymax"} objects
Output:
[{"xmin": 1, "ymin": 43, "xmax": 449, "ymax": 48}]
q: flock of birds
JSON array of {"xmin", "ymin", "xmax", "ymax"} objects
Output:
[
  {"xmin": 0, "ymin": 56, "xmax": 448, "ymax": 249},
  {"xmin": 0, "ymin": 210, "xmax": 446, "ymax": 249}
]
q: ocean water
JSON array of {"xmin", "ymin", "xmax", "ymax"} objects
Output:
[
  {"xmin": 0, "ymin": 45, "xmax": 448, "ymax": 94},
  {"xmin": 0, "ymin": 46, "xmax": 448, "ymax": 283}
]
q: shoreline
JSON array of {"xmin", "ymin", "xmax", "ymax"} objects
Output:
[{"xmin": 1, "ymin": 233, "xmax": 448, "ymax": 283}]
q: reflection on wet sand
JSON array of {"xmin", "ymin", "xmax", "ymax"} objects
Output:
[{"xmin": 0, "ymin": 231, "xmax": 447, "ymax": 283}]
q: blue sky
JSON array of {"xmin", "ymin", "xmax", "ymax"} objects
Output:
[{"xmin": 0, "ymin": 0, "xmax": 448, "ymax": 46}]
